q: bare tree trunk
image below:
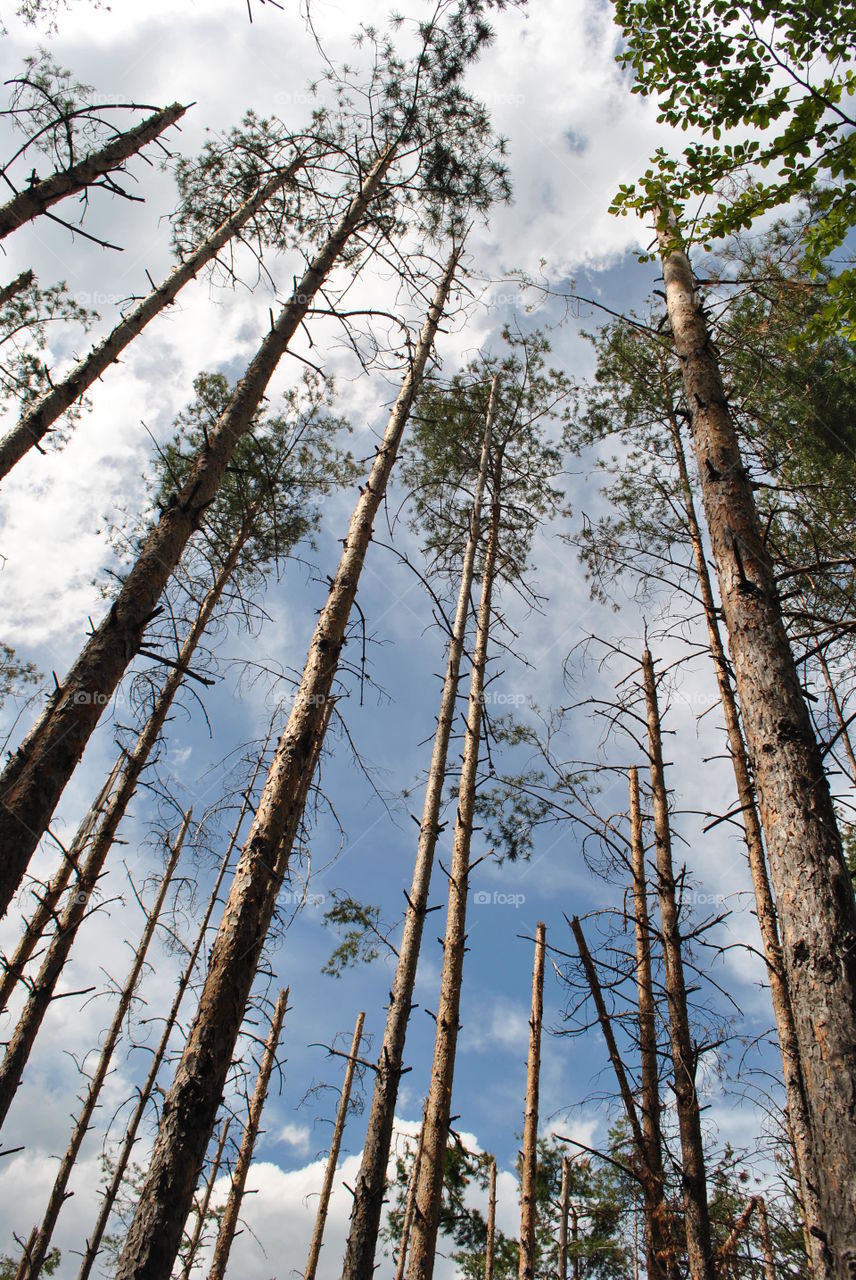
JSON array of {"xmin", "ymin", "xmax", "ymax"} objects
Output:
[
  {"xmin": 14, "ymin": 815, "xmax": 187, "ymax": 1280},
  {"xmin": 818, "ymin": 650, "xmax": 856, "ymax": 787},
  {"xmin": 755, "ymin": 1198, "xmax": 777, "ymax": 1280},
  {"xmin": 519, "ymin": 921, "xmax": 546, "ymax": 1280},
  {"xmin": 716, "ymin": 1197, "xmax": 757, "ymax": 1264},
  {"xmin": 76, "ymin": 740, "xmax": 271, "ymax": 1280},
  {"xmin": 207, "ymin": 986, "xmax": 289, "ymax": 1280},
  {"xmin": 658, "ymin": 212, "xmax": 856, "ymax": 1277},
  {"xmin": 406, "ymin": 471, "xmax": 501, "ymax": 1280},
  {"xmin": 180, "ymin": 1117, "xmax": 232, "ymax": 1280},
  {"xmin": 663, "ymin": 378, "xmax": 828, "ymax": 1280},
  {"xmin": 342, "ymin": 375, "xmax": 497, "ymax": 1280},
  {"xmin": 395, "ymin": 1114, "xmax": 428, "ymax": 1280},
  {"xmin": 0, "ymin": 144, "xmax": 396, "ymax": 914},
  {"xmin": 0, "ymin": 155, "xmax": 306, "ymax": 479},
  {"xmin": 642, "ymin": 648, "xmax": 715, "ymax": 1280},
  {"xmin": 485, "ymin": 1158, "xmax": 497, "ymax": 1280},
  {"xmin": 116, "ymin": 248, "xmax": 459, "ymax": 1280},
  {"xmin": 304, "ymin": 1010, "xmax": 365, "ymax": 1280},
  {"xmin": 0, "ymin": 103, "xmax": 187, "ymax": 241},
  {"xmin": 557, "ymin": 1156, "xmax": 569, "ymax": 1280},
  {"xmin": 569, "ymin": 1203, "xmax": 580, "ymax": 1280},
  {"xmin": 0, "ymin": 755, "xmax": 122, "ymax": 1013},
  {"xmin": 0, "ymin": 536, "xmax": 245, "ymax": 1130},
  {"xmin": 0, "ymin": 269, "xmax": 34, "ymax": 308}
]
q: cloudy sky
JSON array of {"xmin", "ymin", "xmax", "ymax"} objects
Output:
[{"xmin": 0, "ymin": 1, "xmax": 792, "ymax": 1277}]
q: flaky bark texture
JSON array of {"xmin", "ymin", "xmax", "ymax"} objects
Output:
[
  {"xmin": 116, "ymin": 250, "xmax": 458, "ymax": 1280},
  {"xmin": 76, "ymin": 747, "xmax": 268, "ymax": 1280},
  {"xmin": 341, "ymin": 376, "xmax": 496, "ymax": 1280},
  {"xmin": 0, "ymin": 145, "xmax": 395, "ymax": 917},
  {"xmin": 642, "ymin": 649, "xmax": 714, "ymax": 1280},
  {"xmin": 14, "ymin": 816, "xmax": 186, "ymax": 1280},
  {"xmin": 485, "ymin": 1158, "xmax": 497, "ymax": 1280},
  {"xmin": 305, "ymin": 1011, "xmax": 365, "ymax": 1280},
  {"xmin": 0, "ymin": 103, "xmax": 187, "ymax": 240},
  {"xmin": 0, "ymin": 156, "xmax": 306, "ymax": 479},
  {"xmin": 658, "ymin": 212, "xmax": 856, "ymax": 1278},
  {"xmin": 406, "ymin": 474, "xmax": 501, "ymax": 1280},
  {"xmin": 0, "ymin": 539, "xmax": 243, "ymax": 1130},
  {"xmin": 207, "ymin": 986, "xmax": 289, "ymax": 1280},
  {"xmin": 519, "ymin": 921, "xmax": 546, "ymax": 1280},
  {"xmin": 663, "ymin": 378, "xmax": 827, "ymax": 1279}
]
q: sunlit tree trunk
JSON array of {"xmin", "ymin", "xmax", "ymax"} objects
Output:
[
  {"xmin": 755, "ymin": 1198, "xmax": 777, "ymax": 1280},
  {"xmin": 341, "ymin": 375, "xmax": 496, "ymax": 1280},
  {"xmin": 394, "ymin": 1108, "xmax": 428, "ymax": 1280},
  {"xmin": 557, "ymin": 1156, "xmax": 569, "ymax": 1280},
  {"xmin": 485, "ymin": 1158, "xmax": 497, "ymax": 1280},
  {"xmin": 180, "ymin": 1118, "xmax": 232, "ymax": 1280},
  {"xmin": 116, "ymin": 248, "xmax": 459, "ymax": 1280},
  {"xmin": 519, "ymin": 921, "xmax": 546, "ymax": 1280}
]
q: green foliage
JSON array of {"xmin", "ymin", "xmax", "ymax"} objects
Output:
[
  {"xmin": 321, "ymin": 892, "xmax": 388, "ymax": 977},
  {"xmin": 0, "ymin": 271, "xmax": 95, "ymax": 422},
  {"xmin": 0, "ymin": 642, "xmax": 40, "ymax": 708},
  {"xmin": 0, "ymin": 1246, "xmax": 59, "ymax": 1277}
]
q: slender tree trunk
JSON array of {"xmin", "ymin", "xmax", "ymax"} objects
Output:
[
  {"xmin": 0, "ymin": 756, "xmax": 122, "ymax": 1013},
  {"xmin": 0, "ymin": 537, "xmax": 245, "ymax": 1130},
  {"xmin": 341, "ymin": 375, "xmax": 497, "ymax": 1280},
  {"xmin": 658, "ymin": 212, "xmax": 856, "ymax": 1277},
  {"xmin": 207, "ymin": 986, "xmax": 289, "ymax": 1280},
  {"xmin": 818, "ymin": 650, "xmax": 856, "ymax": 787},
  {"xmin": 557, "ymin": 1156, "xmax": 569, "ymax": 1280},
  {"xmin": 569, "ymin": 1204, "xmax": 580, "ymax": 1280},
  {"xmin": 406, "ymin": 471, "xmax": 501, "ymax": 1280},
  {"xmin": 519, "ymin": 921, "xmax": 546, "ymax": 1280},
  {"xmin": 76, "ymin": 740, "xmax": 270, "ymax": 1280},
  {"xmin": 629, "ymin": 766, "xmax": 680, "ymax": 1280},
  {"xmin": 485, "ymin": 1158, "xmax": 497, "ymax": 1280},
  {"xmin": 641, "ymin": 648, "xmax": 715, "ymax": 1280},
  {"xmin": 0, "ymin": 104, "xmax": 187, "ymax": 241},
  {"xmin": 180, "ymin": 1117, "xmax": 232, "ymax": 1280},
  {"xmin": 663, "ymin": 378, "xmax": 828, "ymax": 1279},
  {"xmin": 0, "ymin": 155, "xmax": 306, "ymax": 479},
  {"xmin": 116, "ymin": 248, "xmax": 459, "ymax": 1280},
  {"xmin": 14, "ymin": 816, "xmax": 187, "ymax": 1280},
  {"xmin": 395, "ymin": 1112, "xmax": 428, "ymax": 1280},
  {"xmin": 0, "ymin": 144, "xmax": 396, "ymax": 914},
  {"xmin": 755, "ymin": 1198, "xmax": 777, "ymax": 1280},
  {"xmin": 0, "ymin": 269, "xmax": 34, "ymax": 308},
  {"xmin": 716, "ymin": 1197, "xmax": 757, "ymax": 1263},
  {"xmin": 304, "ymin": 1010, "xmax": 365, "ymax": 1280}
]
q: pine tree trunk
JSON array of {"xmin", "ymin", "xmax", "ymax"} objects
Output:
[
  {"xmin": 628, "ymin": 766, "xmax": 680, "ymax": 1280},
  {"xmin": 14, "ymin": 816, "xmax": 187, "ymax": 1280},
  {"xmin": 485, "ymin": 1158, "xmax": 497, "ymax": 1280},
  {"xmin": 0, "ymin": 155, "xmax": 306, "ymax": 479},
  {"xmin": 180, "ymin": 1118, "xmax": 232, "ymax": 1280},
  {"xmin": 207, "ymin": 986, "xmax": 289, "ymax": 1280},
  {"xmin": 569, "ymin": 1204, "xmax": 580, "ymax": 1280},
  {"xmin": 0, "ymin": 755, "xmax": 122, "ymax": 1014},
  {"xmin": 519, "ymin": 921, "xmax": 546, "ymax": 1280},
  {"xmin": 0, "ymin": 145, "xmax": 396, "ymax": 915},
  {"xmin": 755, "ymin": 1198, "xmax": 777, "ymax": 1280},
  {"xmin": 557, "ymin": 1156, "xmax": 569, "ymax": 1280},
  {"xmin": 716, "ymin": 1197, "xmax": 757, "ymax": 1264},
  {"xmin": 115, "ymin": 248, "xmax": 459, "ymax": 1280},
  {"xmin": 76, "ymin": 742, "xmax": 270, "ymax": 1280},
  {"xmin": 658, "ymin": 213, "xmax": 856, "ymax": 1277},
  {"xmin": 663, "ymin": 377, "xmax": 828, "ymax": 1280},
  {"xmin": 0, "ymin": 104, "xmax": 187, "ymax": 241},
  {"xmin": 818, "ymin": 651, "xmax": 856, "ymax": 787},
  {"xmin": 0, "ymin": 537, "xmax": 245, "ymax": 1130},
  {"xmin": 304, "ymin": 1010, "xmax": 365, "ymax": 1280},
  {"xmin": 406, "ymin": 471, "xmax": 501, "ymax": 1280},
  {"xmin": 641, "ymin": 648, "xmax": 715, "ymax": 1280},
  {"xmin": 0, "ymin": 269, "xmax": 34, "ymax": 308},
  {"xmin": 342, "ymin": 375, "xmax": 497, "ymax": 1280},
  {"xmin": 395, "ymin": 1111, "xmax": 428, "ymax": 1280}
]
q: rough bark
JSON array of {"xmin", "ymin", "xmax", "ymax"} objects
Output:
[
  {"xmin": 0, "ymin": 104, "xmax": 187, "ymax": 240},
  {"xmin": 663, "ymin": 375, "xmax": 828, "ymax": 1279},
  {"xmin": 341, "ymin": 375, "xmax": 496, "ymax": 1280},
  {"xmin": 658, "ymin": 211, "xmax": 856, "ymax": 1278},
  {"xmin": 180, "ymin": 1117, "xmax": 232, "ymax": 1280},
  {"xmin": 0, "ymin": 155, "xmax": 306, "ymax": 479},
  {"xmin": 0, "ymin": 755, "xmax": 122, "ymax": 1014},
  {"xmin": 0, "ymin": 538, "xmax": 244, "ymax": 1130},
  {"xmin": 116, "ymin": 249, "xmax": 459, "ymax": 1280},
  {"xmin": 642, "ymin": 648, "xmax": 715, "ymax": 1280},
  {"xmin": 14, "ymin": 816, "xmax": 187, "ymax": 1280},
  {"xmin": 395, "ymin": 1111, "xmax": 428, "ymax": 1280},
  {"xmin": 0, "ymin": 269, "xmax": 34, "ymax": 308},
  {"xmin": 207, "ymin": 986, "xmax": 289, "ymax": 1280},
  {"xmin": 519, "ymin": 921, "xmax": 546, "ymax": 1280},
  {"xmin": 0, "ymin": 143, "xmax": 395, "ymax": 916},
  {"xmin": 557, "ymin": 1156, "xmax": 569, "ymax": 1280},
  {"xmin": 406, "ymin": 472, "xmax": 501, "ymax": 1280},
  {"xmin": 76, "ymin": 744, "xmax": 269, "ymax": 1280},
  {"xmin": 485, "ymin": 1157, "xmax": 497, "ymax": 1280},
  {"xmin": 304, "ymin": 1011, "xmax": 365, "ymax": 1280}
]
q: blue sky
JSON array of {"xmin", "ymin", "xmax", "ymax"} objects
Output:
[{"xmin": 0, "ymin": 1, "xmax": 797, "ymax": 1276}]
